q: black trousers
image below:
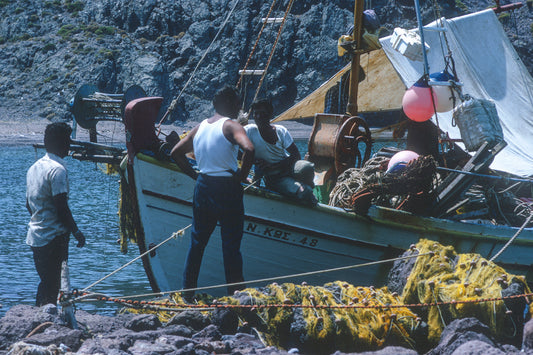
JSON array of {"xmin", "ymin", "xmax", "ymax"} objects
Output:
[{"xmin": 31, "ymin": 234, "xmax": 69, "ymax": 306}]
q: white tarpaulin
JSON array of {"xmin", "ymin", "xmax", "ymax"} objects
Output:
[{"xmin": 381, "ymin": 10, "xmax": 533, "ymax": 177}]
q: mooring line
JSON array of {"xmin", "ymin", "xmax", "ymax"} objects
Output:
[
  {"xmin": 72, "ymin": 289, "xmax": 533, "ymax": 313},
  {"xmin": 490, "ymin": 210, "xmax": 533, "ymax": 262},
  {"xmin": 80, "ymin": 224, "xmax": 191, "ymax": 293},
  {"xmin": 80, "ymin": 250, "xmax": 430, "ymax": 301}
]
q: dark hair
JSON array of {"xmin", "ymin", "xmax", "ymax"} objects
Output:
[
  {"xmin": 251, "ymin": 98, "xmax": 273, "ymax": 117},
  {"xmin": 44, "ymin": 122, "xmax": 72, "ymax": 153},
  {"xmin": 212, "ymin": 85, "xmax": 241, "ymax": 117}
]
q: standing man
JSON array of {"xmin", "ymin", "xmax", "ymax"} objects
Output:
[
  {"xmin": 170, "ymin": 86, "xmax": 254, "ymax": 298},
  {"xmin": 245, "ymin": 99, "xmax": 317, "ymax": 205},
  {"xmin": 26, "ymin": 122, "xmax": 86, "ymax": 306}
]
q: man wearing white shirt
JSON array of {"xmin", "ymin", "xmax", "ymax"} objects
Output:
[
  {"xmin": 245, "ymin": 99, "xmax": 317, "ymax": 206},
  {"xmin": 26, "ymin": 122, "xmax": 85, "ymax": 306}
]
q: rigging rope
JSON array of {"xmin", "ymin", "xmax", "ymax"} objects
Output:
[
  {"xmin": 253, "ymin": 0, "xmax": 295, "ymax": 102},
  {"xmin": 436, "ymin": 167, "xmax": 533, "ymax": 184},
  {"xmin": 236, "ymin": 0, "xmax": 278, "ymax": 89},
  {"xmin": 156, "ymin": 0, "xmax": 241, "ymax": 129}
]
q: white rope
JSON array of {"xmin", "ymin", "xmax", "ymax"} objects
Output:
[
  {"xmin": 489, "ymin": 211, "xmax": 533, "ymax": 262},
  {"xmin": 80, "ymin": 224, "xmax": 192, "ymax": 293},
  {"xmin": 110, "ymin": 250, "xmax": 431, "ymax": 300}
]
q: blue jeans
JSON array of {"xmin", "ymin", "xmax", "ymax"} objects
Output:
[{"xmin": 183, "ymin": 174, "xmax": 245, "ymax": 295}]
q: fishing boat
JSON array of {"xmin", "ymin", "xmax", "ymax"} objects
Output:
[{"xmin": 69, "ymin": 0, "xmax": 533, "ymax": 296}]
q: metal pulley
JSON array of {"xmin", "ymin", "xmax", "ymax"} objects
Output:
[{"xmin": 69, "ymin": 84, "xmax": 146, "ymax": 129}]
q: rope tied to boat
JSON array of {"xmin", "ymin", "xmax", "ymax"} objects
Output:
[
  {"xmin": 75, "ymin": 248, "xmax": 431, "ymax": 304},
  {"xmin": 156, "ymin": 0, "xmax": 242, "ymax": 128},
  {"xmin": 70, "ymin": 289, "xmax": 533, "ymax": 312},
  {"xmin": 252, "ymin": 0, "xmax": 295, "ymax": 103},
  {"xmin": 236, "ymin": 0, "xmax": 278, "ymax": 89},
  {"xmin": 81, "ymin": 224, "xmax": 191, "ymax": 293},
  {"xmin": 490, "ymin": 210, "xmax": 533, "ymax": 262}
]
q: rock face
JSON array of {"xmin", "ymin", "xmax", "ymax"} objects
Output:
[{"xmin": 0, "ymin": 0, "xmax": 531, "ymax": 126}]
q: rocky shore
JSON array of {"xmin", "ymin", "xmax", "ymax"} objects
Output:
[
  {"xmin": 1, "ymin": 302, "xmax": 532, "ymax": 355},
  {"xmin": 0, "ymin": 0, "xmax": 531, "ymax": 125}
]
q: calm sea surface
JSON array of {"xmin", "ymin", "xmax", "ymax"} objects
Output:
[
  {"xmin": 0, "ymin": 146, "xmax": 152, "ymax": 317},
  {"xmin": 0, "ymin": 139, "xmax": 404, "ymax": 317}
]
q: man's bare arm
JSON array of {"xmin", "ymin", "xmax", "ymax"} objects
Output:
[
  {"xmin": 224, "ymin": 120, "xmax": 255, "ymax": 182},
  {"xmin": 53, "ymin": 193, "xmax": 85, "ymax": 248},
  {"xmin": 170, "ymin": 126, "xmax": 199, "ymax": 180}
]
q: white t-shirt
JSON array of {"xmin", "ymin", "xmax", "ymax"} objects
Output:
[
  {"xmin": 244, "ymin": 124, "xmax": 293, "ymax": 164},
  {"xmin": 26, "ymin": 153, "xmax": 69, "ymax": 247}
]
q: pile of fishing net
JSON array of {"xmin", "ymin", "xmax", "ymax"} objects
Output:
[
  {"xmin": 396, "ymin": 239, "xmax": 531, "ymax": 345},
  {"xmin": 129, "ymin": 239, "xmax": 531, "ymax": 353},
  {"xmin": 328, "ymin": 155, "xmax": 438, "ymax": 215}
]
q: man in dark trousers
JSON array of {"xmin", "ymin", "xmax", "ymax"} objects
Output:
[
  {"xmin": 171, "ymin": 86, "xmax": 254, "ymax": 299},
  {"xmin": 26, "ymin": 122, "xmax": 86, "ymax": 306}
]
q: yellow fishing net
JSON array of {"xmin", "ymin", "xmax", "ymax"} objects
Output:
[
  {"xmin": 218, "ymin": 282, "xmax": 419, "ymax": 353},
  {"xmin": 126, "ymin": 239, "xmax": 531, "ymax": 352},
  {"xmin": 402, "ymin": 239, "xmax": 532, "ymax": 343},
  {"xmin": 118, "ymin": 173, "xmax": 139, "ymax": 253},
  {"xmin": 135, "ymin": 282, "xmax": 419, "ymax": 353}
]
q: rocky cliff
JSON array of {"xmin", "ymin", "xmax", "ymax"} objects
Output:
[{"xmin": 0, "ymin": 0, "xmax": 531, "ymax": 125}]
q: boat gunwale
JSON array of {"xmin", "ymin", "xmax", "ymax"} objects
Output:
[{"xmin": 133, "ymin": 152, "xmax": 533, "ymax": 247}]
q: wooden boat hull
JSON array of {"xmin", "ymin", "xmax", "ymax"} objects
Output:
[{"xmin": 129, "ymin": 153, "xmax": 533, "ymax": 295}]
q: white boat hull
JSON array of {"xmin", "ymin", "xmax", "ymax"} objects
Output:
[{"xmin": 129, "ymin": 154, "xmax": 533, "ymax": 295}]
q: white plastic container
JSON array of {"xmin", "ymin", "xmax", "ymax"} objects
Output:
[
  {"xmin": 390, "ymin": 28, "xmax": 430, "ymax": 62},
  {"xmin": 452, "ymin": 98, "xmax": 504, "ymax": 152}
]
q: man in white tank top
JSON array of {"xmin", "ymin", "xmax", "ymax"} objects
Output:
[{"xmin": 171, "ymin": 86, "xmax": 254, "ymax": 299}]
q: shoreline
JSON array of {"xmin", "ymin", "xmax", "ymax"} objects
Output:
[{"xmin": 0, "ymin": 119, "xmax": 313, "ymax": 147}]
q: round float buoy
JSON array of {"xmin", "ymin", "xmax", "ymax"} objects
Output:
[
  {"xmin": 429, "ymin": 71, "xmax": 458, "ymax": 113},
  {"xmin": 402, "ymin": 78, "xmax": 438, "ymax": 122},
  {"xmin": 386, "ymin": 150, "xmax": 420, "ymax": 173}
]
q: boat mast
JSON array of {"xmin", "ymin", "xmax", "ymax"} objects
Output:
[
  {"xmin": 414, "ymin": 0, "xmax": 430, "ymax": 77},
  {"xmin": 346, "ymin": 0, "xmax": 365, "ymax": 116}
]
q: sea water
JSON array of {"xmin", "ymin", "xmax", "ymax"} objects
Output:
[
  {"xmin": 0, "ymin": 140, "xmax": 404, "ymax": 317},
  {"xmin": 0, "ymin": 146, "xmax": 151, "ymax": 317}
]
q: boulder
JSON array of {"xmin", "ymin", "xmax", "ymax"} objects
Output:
[
  {"xmin": 0, "ymin": 305, "xmax": 59, "ymax": 350},
  {"xmin": 427, "ymin": 318, "xmax": 496, "ymax": 355},
  {"xmin": 167, "ymin": 310, "xmax": 210, "ymax": 331}
]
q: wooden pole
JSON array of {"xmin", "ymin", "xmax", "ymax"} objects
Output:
[
  {"xmin": 346, "ymin": 0, "xmax": 365, "ymax": 116},
  {"xmin": 60, "ymin": 261, "xmax": 78, "ymax": 329}
]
